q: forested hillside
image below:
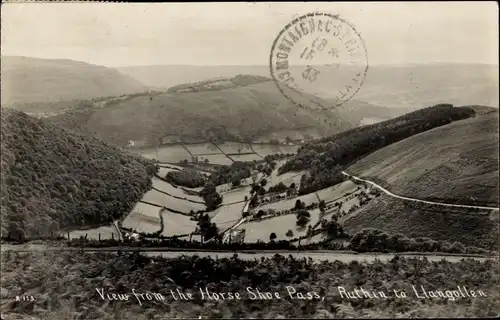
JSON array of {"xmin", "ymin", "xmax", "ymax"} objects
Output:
[
  {"xmin": 0, "ymin": 110, "xmax": 157, "ymax": 240},
  {"xmin": 279, "ymin": 104, "xmax": 476, "ymax": 194}
]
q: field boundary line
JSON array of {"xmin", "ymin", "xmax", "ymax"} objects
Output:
[
  {"xmin": 249, "ymin": 144, "xmax": 265, "ymax": 159},
  {"xmin": 151, "ymin": 186, "xmax": 205, "ymax": 204},
  {"xmin": 211, "ymin": 143, "xmax": 235, "ymax": 162}
]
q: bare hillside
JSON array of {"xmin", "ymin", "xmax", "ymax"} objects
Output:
[{"xmin": 1, "ymin": 56, "xmax": 149, "ymax": 104}]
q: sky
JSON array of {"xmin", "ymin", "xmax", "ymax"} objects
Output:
[{"xmin": 1, "ymin": 2, "xmax": 498, "ymax": 67}]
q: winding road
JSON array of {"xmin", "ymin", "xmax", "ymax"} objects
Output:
[{"xmin": 341, "ymin": 171, "xmax": 500, "ymax": 211}]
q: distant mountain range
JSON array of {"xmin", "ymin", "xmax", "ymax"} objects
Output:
[
  {"xmin": 118, "ymin": 62, "xmax": 499, "ymax": 108},
  {"xmin": 2, "ymin": 56, "xmax": 498, "ymax": 147}
]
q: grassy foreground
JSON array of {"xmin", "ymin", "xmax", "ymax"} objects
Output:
[{"xmin": 1, "ymin": 251, "xmax": 498, "ymax": 319}]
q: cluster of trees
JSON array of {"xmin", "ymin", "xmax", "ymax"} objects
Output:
[
  {"xmin": 1, "ymin": 110, "xmax": 157, "ymax": 240},
  {"xmin": 209, "ymin": 161, "xmax": 252, "ymax": 187},
  {"xmin": 268, "ymin": 181, "xmax": 295, "ymax": 194},
  {"xmin": 298, "ymin": 164, "xmax": 345, "ymax": 195},
  {"xmin": 263, "ymin": 153, "xmax": 294, "ymax": 163},
  {"xmin": 349, "ymin": 228, "xmax": 489, "ymax": 254},
  {"xmin": 278, "ymin": 105, "xmax": 476, "ymax": 193},
  {"xmin": 199, "ymin": 182, "xmax": 223, "ymax": 211},
  {"xmin": 165, "ymin": 168, "xmax": 206, "ymax": 188},
  {"xmin": 196, "ymin": 213, "xmax": 219, "ymax": 241}
]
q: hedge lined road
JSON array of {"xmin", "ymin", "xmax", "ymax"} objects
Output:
[
  {"xmin": 342, "ymin": 171, "xmax": 500, "ymax": 211},
  {"xmin": 1, "ymin": 244, "xmax": 497, "ymax": 263}
]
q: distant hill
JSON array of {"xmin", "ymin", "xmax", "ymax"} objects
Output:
[
  {"xmin": 46, "ymin": 75, "xmax": 354, "ymax": 148},
  {"xmin": 0, "ymin": 109, "xmax": 157, "ymax": 240},
  {"xmin": 1, "ymin": 56, "xmax": 150, "ymax": 104},
  {"xmin": 347, "ymin": 110, "xmax": 499, "ymax": 207},
  {"xmin": 342, "ymin": 111, "xmax": 499, "ymax": 250},
  {"xmin": 118, "ymin": 63, "xmax": 499, "ymax": 109},
  {"xmin": 117, "ymin": 65, "xmax": 271, "ymax": 90}
]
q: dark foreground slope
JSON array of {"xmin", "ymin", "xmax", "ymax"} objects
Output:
[
  {"xmin": 0, "ymin": 110, "xmax": 157, "ymax": 239},
  {"xmin": 347, "ymin": 110, "xmax": 499, "ymax": 207},
  {"xmin": 47, "ymin": 76, "xmax": 353, "ymax": 148},
  {"xmin": 1, "ymin": 56, "xmax": 149, "ymax": 105},
  {"xmin": 1, "ymin": 252, "xmax": 498, "ymax": 319}
]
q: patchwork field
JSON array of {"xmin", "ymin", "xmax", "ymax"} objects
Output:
[
  {"xmin": 216, "ymin": 142, "xmax": 253, "ymax": 154},
  {"xmin": 152, "ymin": 177, "xmax": 204, "ymax": 203},
  {"xmin": 230, "ymin": 153, "xmax": 263, "ymax": 162},
  {"xmin": 201, "ymin": 154, "xmax": 233, "ymax": 165},
  {"xmin": 161, "ymin": 211, "xmax": 198, "ymax": 236},
  {"xmin": 210, "ymin": 202, "xmax": 246, "ymax": 225},
  {"xmin": 267, "ymin": 170, "xmax": 304, "ymax": 188},
  {"xmin": 65, "ymin": 225, "xmax": 119, "ymax": 241},
  {"xmin": 220, "ymin": 186, "xmax": 251, "ymax": 204},
  {"xmin": 132, "ymin": 145, "xmax": 191, "ymax": 163},
  {"xmin": 141, "ymin": 189, "xmax": 205, "ymax": 213},
  {"xmin": 242, "ymin": 208, "xmax": 322, "ymax": 242},
  {"xmin": 255, "ymin": 192, "xmax": 319, "ymax": 212},
  {"xmin": 122, "ymin": 203, "xmax": 162, "ymax": 233},
  {"xmin": 185, "ymin": 142, "xmax": 221, "ymax": 155},
  {"xmin": 316, "ymin": 180, "xmax": 359, "ymax": 203}
]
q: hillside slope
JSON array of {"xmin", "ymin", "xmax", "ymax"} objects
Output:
[
  {"xmin": 1, "ymin": 56, "xmax": 149, "ymax": 104},
  {"xmin": 0, "ymin": 110, "xmax": 157, "ymax": 240},
  {"xmin": 47, "ymin": 76, "xmax": 354, "ymax": 148},
  {"xmin": 347, "ymin": 111, "xmax": 499, "ymax": 207}
]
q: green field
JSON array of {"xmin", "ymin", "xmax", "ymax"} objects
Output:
[
  {"xmin": 216, "ymin": 142, "xmax": 253, "ymax": 154},
  {"xmin": 267, "ymin": 170, "xmax": 304, "ymax": 189},
  {"xmin": 152, "ymin": 177, "xmax": 204, "ymax": 203},
  {"xmin": 131, "ymin": 145, "xmax": 191, "ymax": 163},
  {"xmin": 185, "ymin": 142, "xmax": 221, "ymax": 155},
  {"xmin": 122, "ymin": 203, "xmax": 162, "ymax": 233},
  {"xmin": 201, "ymin": 154, "xmax": 233, "ymax": 165},
  {"xmin": 256, "ymin": 193, "xmax": 318, "ymax": 212},
  {"xmin": 210, "ymin": 202, "xmax": 246, "ymax": 226},
  {"xmin": 141, "ymin": 189, "xmax": 205, "ymax": 213},
  {"xmin": 347, "ymin": 111, "xmax": 499, "ymax": 207},
  {"xmin": 242, "ymin": 208, "xmax": 322, "ymax": 242},
  {"xmin": 220, "ymin": 186, "xmax": 251, "ymax": 204},
  {"xmin": 161, "ymin": 211, "xmax": 198, "ymax": 236}
]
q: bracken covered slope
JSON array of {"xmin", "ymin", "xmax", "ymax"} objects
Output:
[{"xmin": 347, "ymin": 110, "xmax": 499, "ymax": 207}]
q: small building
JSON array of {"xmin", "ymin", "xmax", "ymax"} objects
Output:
[{"xmin": 223, "ymin": 229, "xmax": 245, "ymax": 244}]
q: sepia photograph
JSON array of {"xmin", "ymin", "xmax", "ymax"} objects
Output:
[{"xmin": 0, "ymin": 1, "xmax": 499, "ymax": 319}]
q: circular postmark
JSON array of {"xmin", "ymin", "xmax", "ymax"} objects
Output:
[{"xmin": 270, "ymin": 12, "xmax": 368, "ymax": 111}]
